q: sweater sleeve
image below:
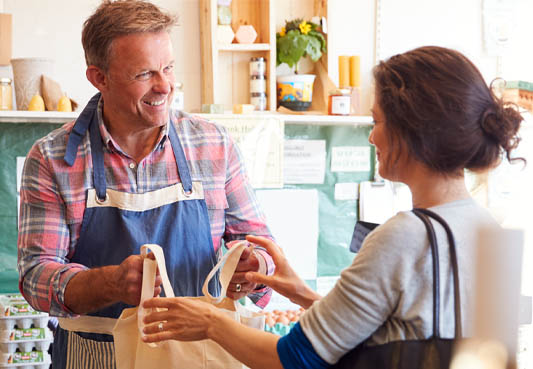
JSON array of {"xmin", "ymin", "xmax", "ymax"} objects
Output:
[{"xmin": 298, "ymin": 212, "xmax": 425, "ymax": 364}]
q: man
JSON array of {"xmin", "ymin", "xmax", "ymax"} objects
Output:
[{"xmin": 17, "ymin": 1, "xmax": 273, "ymax": 368}]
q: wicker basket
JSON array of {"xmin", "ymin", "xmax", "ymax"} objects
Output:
[{"xmin": 10, "ymin": 58, "xmax": 54, "ymax": 110}]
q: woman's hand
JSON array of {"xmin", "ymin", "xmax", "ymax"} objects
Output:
[
  {"xmin": 244, "ymin": 235, "xmax": 321, "ymax": 309},
  {"xmin": 142, "ymin": 297, "xmax": 219, "ymax": 342}
]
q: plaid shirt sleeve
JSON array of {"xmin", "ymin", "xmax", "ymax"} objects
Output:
[
  {"xmin": 17, "ymin": 138, "xmax": 87, "ymax": 317},
  {"xmin": 221, "ymin": 130, "xmax": 275, "ymax": 308}
]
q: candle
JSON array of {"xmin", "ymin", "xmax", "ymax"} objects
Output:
[
  {"xmin": 338, "ymin": 55, "xmax": 350, "ymax": 88},
  {"xmin": 349, "ymin": 55, "xmax": 360, "ymax": 87}
]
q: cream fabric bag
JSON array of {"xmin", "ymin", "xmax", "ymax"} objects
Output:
[{"xmin": 113, "ymin": 242, "xmax": 265, "ymax": 369}]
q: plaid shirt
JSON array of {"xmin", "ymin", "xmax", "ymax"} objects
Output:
[{"xmin": 18, "ymin": 104, "xmax": 273, "ymax": 317}]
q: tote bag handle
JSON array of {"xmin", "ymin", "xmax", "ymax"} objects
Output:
[
  {"xmin": 201, "ymin": 241, "xmax": 250, "ymax": 303},
  {"xmin": 412, "ymin": 208, "xmax": 462, "ymax": 339}
]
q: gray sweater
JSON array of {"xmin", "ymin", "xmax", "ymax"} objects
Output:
[{"xmin": 300, "ymin": 198, "xmax": 498, "ymax": 364}]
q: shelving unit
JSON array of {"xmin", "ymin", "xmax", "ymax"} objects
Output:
[{"xmin": 200, "ymin": 0, "xmax": 276, "ymax": 111}]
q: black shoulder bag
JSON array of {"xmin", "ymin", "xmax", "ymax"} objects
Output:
[{"xmin": 333, "ymin": 208, "xmax": 462, "ymax": 369}]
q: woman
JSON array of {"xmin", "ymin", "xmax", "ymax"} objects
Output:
[{"xmin": 141, "ymin": 46, "xmax": 524, "ymax": 368}]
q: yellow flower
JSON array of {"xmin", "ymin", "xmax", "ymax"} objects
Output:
[
  {"xmin": 279, "ymin": 27, "xmax": 286, "ymax": 37},
  {"xmin": 299, "ymin": 21, "xmax": 311, "ymax": 35}
]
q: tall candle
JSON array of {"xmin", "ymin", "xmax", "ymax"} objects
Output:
[
  {"xmin": 349, "ymin": 55, "xmax": 360, "ymax": 87},
  {"xmin": 338, "ymin": 55, "xmax": 350, "ymax": 88}
]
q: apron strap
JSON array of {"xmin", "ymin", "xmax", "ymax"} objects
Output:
[
  {"xmin": 64, "ymin": 93, "xmax": 101, "ymax": 166},
  {"xmin": 58, "ymin": 316, "xmax": 116, "ymax": 335},
  {"xmin": 167, "ymin": 120, "xmax": 193, "ymax": 193},
  {"xmin": 88, "ymin": 114, "xmax": 107, "ymax": 200}
]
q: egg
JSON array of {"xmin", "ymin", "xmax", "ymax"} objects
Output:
[
  {"xmin": 265, "ymin": 317, "xmax": 275, "ymax": 327},
  {"xmin": 277, "ymin": 316, "xmax": 289, "ymax": 325}
]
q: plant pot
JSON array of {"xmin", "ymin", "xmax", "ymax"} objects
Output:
[{"xmin": 276, "ymin": 74, "xmax": 316, "ymax": 111}]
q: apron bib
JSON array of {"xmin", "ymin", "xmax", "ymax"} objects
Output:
[{"xmin": 55, "ymin": 94, "xmax": 219, "ymax": 369}]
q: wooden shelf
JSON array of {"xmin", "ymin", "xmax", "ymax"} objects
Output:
[
  {"xmin": 0, "ymin": 110, "xmax": 77, "ymax": 123},
  {"xmin": 200, "ymin": 0, "xmax": 276, "ymax": 111},
  {"xmin": 217, "ymin": 43, "xmax": 271, "ymax": 51}
]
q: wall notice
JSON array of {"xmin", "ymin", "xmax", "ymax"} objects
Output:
[
  {"xmin": 284, "ymin": 140, "xmax": 326, "ymax": 184},
  {"xmin": 331, "ymin": 146, "xmax": 371, "ymax": 172}
]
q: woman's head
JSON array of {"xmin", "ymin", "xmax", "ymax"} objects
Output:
[{"xmin": 371, "ymin": 46, "xmax": 523, "ymax": 179}]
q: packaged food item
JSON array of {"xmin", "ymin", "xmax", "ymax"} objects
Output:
[{"xmin": 328, "ymin": 88, "xmax": 351, "ymax": 116}]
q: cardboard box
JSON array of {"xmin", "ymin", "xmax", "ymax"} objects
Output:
[{"xmin": 0, "ymin": 14, "xmax": 12, "ymax": 66}]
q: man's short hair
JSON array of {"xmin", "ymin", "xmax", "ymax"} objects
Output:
[{"xmin": 82, "ymin": 0, "xmax": 177, "ymax": 71}]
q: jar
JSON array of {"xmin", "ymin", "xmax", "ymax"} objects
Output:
[
  {"xmin": 171, "ymin": 82, "xmax": 184, "ymax": 111},
  {"xmin": 0, "ymin": 77, "xmax": 13, "ymax": 111},
  {"xmin": 249, "ymin": 57, "xmax": 266, "ymax": 76},
  {"xmin": 250, "ymin": 75, "xmax": 266, "ymax": 94},
  {"xmin": 328, "ymin": 88, "xmax": 351, "ymax": 116},
  {"xmin": 250, "ymin": 92, "xmax": 267, "ymax": 111}
]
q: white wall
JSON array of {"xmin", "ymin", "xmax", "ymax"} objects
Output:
[
  {"xmin": 0, "ymin": 0, "xmax": 201, "ymax": 111},
  {"xmin": 1, "ymin": 0, "xmax": 532, "ymax": 114}
]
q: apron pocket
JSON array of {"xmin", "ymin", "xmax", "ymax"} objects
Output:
[{"xmin": 66, "ymin": 330, "xmax": 116, "ymax": 369}]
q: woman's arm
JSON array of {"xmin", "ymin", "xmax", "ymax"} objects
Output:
[{"xmin": 142, "ymin": 297, "xmax": 283, "ymax": 369}]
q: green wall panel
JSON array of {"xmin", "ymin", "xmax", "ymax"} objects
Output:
[
  {"xmin": 0, "ymin": 122, "xmax": 62, "ymax": 292},
  {"xmin": 284, "ymin": 124, "xmax": 374, "ymax": 277}
]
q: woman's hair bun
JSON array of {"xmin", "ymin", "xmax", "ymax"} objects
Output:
[{"xmin": 479, "ymin": 99, "xmax": 523, "ymax": 165}]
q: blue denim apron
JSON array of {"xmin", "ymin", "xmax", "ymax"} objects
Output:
[{"xmin": 54, "ymin": 94, "xmax": 219, "ymax": 369}]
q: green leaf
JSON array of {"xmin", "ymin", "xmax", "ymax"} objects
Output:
[
  {"xmin": 308, "ymin": 30, "xmax": 327, "ymax": 53},
  {"xmin": 304, "ymin": 36, "xmax": 322, "ymax": 61},
  {"xmin": 277, "ymin": 30, "xmax": 307, "ymax": 68}
]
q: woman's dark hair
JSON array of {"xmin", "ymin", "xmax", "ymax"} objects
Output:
[{"xmin": 373, "ymin": 46, "xmax": 524, "ymax": 174}]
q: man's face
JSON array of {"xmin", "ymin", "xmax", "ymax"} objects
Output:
[{"xmin": 101, "ymin": 31, "xmax": 175, "ymax": 131}]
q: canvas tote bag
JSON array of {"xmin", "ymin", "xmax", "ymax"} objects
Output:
[
  {"xmin": 333, "ymin": 208, "xmax": 462, "ymax": 369},
  {"xmin": 113, "ymin": 241, "xmax": 265, "ymax": 369}
]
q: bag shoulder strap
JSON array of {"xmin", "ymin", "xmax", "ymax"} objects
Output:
[{"xmin": 412, "ymin": 208, "xmax": 463, "ymax": 339}]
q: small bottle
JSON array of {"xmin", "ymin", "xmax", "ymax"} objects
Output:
[
  {"xmin": 172, "ymin": 82, "xmax": 184, "ymax": 111},
  {"xmin": 0, "ymin": 77, "xmax": 13, "ymax": 111},
  {"xmin": 328, "ymin": 89, "xmax": 351, "ymax": 116}
]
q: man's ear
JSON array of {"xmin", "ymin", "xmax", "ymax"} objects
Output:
[{"xmin": 86, "ymin": 66, "xmax": 107, "ymax": 91}]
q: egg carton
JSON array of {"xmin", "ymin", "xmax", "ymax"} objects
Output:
[
  {"xmin": 0, "ymin": 328, "xmax": 53, "ymax": 354},
  {"xmin": 0, "ymin": 350, "xmax": 51, "ymax": 369},
  {"xmin": 0, "ymin": 316, "xmax": 49, "ymax": 332},
  {"xmin": 1, "ymin": 301, "xmax": 48, "ymax": 331}
]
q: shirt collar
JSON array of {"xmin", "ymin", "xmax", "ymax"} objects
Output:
[{"xmin": 96, "ymin": 96, "xmax": 170, "ymax": 156}]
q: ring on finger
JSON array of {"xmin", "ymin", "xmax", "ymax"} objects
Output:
[
  {"xmin": 158, "ymin": 322, "xmax": 164, "ymax": 332},
  {"xmin": 235, "ymin": 283, "xmax": 242, "ymax": 292}
]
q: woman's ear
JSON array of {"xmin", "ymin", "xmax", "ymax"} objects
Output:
[{"xmin": 86, "ymin": 66, "xmax": 107, "ymax": 91}]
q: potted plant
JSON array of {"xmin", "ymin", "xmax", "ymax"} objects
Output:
[{"xmin": 276, "ymin": 19, "xmax": 327, "ymax": 111}]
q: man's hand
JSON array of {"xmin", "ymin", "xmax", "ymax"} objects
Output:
[
  {"xmin": 226, "ymin": 243, "xmax": 261, "ymax": 300},
  {"xmin": 64, "ymin": 253, "xmax": 162, "ymax": 314},
  {"xmin": 112, "ymin": 254, "xmax": 162, "ymax": 306}
]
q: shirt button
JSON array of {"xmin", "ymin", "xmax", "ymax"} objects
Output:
[{"xmin": 129, "ymin": 162, "xmax": 135, "ymax": 169}]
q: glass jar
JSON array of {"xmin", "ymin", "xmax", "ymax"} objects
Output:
[
  {"xmin": 249, "ymin": 57, "xmax": 266, "ymax": 76},
  {"xmin": 0, "ymin": 77, "xmax": 13, "ymax": 111},
  {"xmin": 328, "ymin": 88, "xmax": 351, "ymax": 116},
  {"xmin": 250, "ymin": 75, "xmax": 266, "ymax": 94},
  {"xmin": 251, "ymin": 92, "xmax": 267, "ymax": 111}
]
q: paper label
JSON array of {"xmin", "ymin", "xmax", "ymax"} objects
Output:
[
  {"xmin": 331, "ymin": 146, "xmax": 371, "ymax": 172},
  {"xmin": 284, "ymin": 140, "xmax": 326, "ymax": 184}
]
